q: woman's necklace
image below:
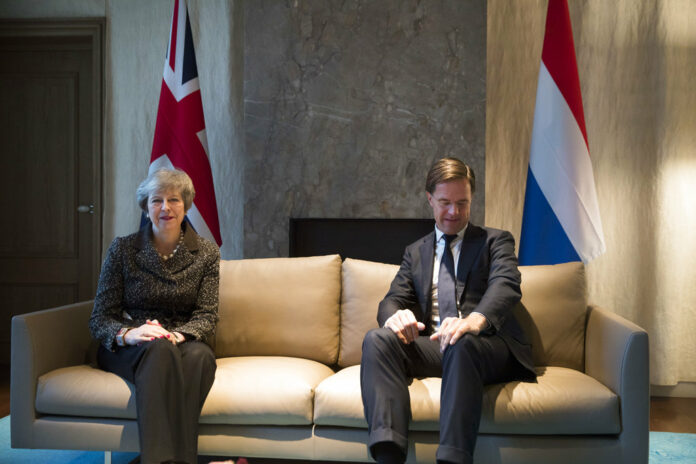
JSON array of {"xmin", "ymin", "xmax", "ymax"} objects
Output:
[{"xmin": 157, "ymin": 230, "xmax": 184, "ymax": 261}]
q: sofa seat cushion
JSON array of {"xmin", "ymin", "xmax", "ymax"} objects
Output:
[
  {"xmin": 36, "ymin": 356, "xmax": 335, "ymax": 426},
  {"xmin": 313, "ymin": 365, "xmax": 620, "ymax": 434},
  {"xmin": 36, "ymin": 365, "xmax": 137, "ymax": 418},
  {"xmin": 200, "ymin": 356, "xmax": 335, "ymax": 425}
]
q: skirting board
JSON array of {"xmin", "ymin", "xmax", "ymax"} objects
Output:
[{"xmin": 651, "ymin": 382, "xmax": 696, "ymax": 398}]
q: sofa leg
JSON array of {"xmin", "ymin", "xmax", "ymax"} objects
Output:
[{"xmin": 104, "ymin": 451, "xmax": 112, "ymax": 464}]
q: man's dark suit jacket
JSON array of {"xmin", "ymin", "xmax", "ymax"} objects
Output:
[{"xmin": 377, "ymin": 223, "xmax": 535, "ymax": 378}]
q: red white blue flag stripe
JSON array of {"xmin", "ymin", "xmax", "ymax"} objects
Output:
[
  {"xmin": 150, "ymin": 0, "xmax": 223, "ymax": 246},
  {"xmin": 519, "ymin": 0, "xmax": 604, "ymax": 265}
]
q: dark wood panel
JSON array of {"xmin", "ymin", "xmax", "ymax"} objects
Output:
[
  {"xmin": 0, "ymin": 71, "xmax": 77, "ymax": 257},
  {"xmin": 0, "ymin": 258, "xmax": 79, "ymax": 283}
]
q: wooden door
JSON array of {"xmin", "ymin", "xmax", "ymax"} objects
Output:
[{"xmin": 0, "ymin": 21, "xmax": 103, "ymax": 365}]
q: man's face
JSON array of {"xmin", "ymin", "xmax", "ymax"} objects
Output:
[{"xmin": 427, "ymin": 179, "xmax": 472, "ymax": 235}]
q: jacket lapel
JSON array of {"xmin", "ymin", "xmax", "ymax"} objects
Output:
[
  {"xmin": 133, "ymin": 225, "xmax": 168, "ymax": 279},
  {"xmin": 168, "ymin": 222, "xmax": 198, "ymax": 273},
  {"xmin": 418, "ymin": 232, "xmax": 435, "ymax": 315},
  {"xmin": 456, "ymin": 224, "xmax": 485, "ymax": 304}
]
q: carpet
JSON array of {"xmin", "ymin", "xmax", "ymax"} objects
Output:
[
  {"xmin": 1, "ymin": 416, "xmax": 695, "ymax": 463},
  {"xmin": 650, "ymin": 431, "xmax": 696, "ymax": 464}
]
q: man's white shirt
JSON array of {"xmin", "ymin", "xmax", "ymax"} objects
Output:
[{"xmin": 430, "ymin": 225, "xmax": 467, "ymax": 330}]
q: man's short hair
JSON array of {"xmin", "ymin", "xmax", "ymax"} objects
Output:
[{"xmin": 425, "ymin": 157, "xmax": 476, "ymax": 194}]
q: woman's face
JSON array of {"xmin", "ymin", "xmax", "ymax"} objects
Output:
[{"xmin": 148, "ymin": 189, "xmax": 185, "ymax": 236}]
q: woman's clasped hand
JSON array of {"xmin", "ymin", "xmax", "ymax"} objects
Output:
[{"xmin": 123, "ymin": 319, "xmax": 187, "ymax": 346}]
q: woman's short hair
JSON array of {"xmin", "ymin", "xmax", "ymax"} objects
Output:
[
  {"xmin": 425, "ymin": 157, "xmax": 476, "ymax": 194},
  {"xmin": 136, "ymin": 168, "xmax": 195, "ymax": 212}
]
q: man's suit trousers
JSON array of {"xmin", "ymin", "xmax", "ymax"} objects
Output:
[
  {"xmin": 360, "ymin": 328, "xmax": 518, "ymax": 464},
  {"xmin": 98, "ymin": 339, "xmax": 217, "ymax": 464}
]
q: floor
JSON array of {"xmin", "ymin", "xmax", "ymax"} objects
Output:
[
  {"xmin": 650, "ymin": 395, "xmax": 696, "ymax": 433},
  {"xmin": 1, "ymin": 364, "xmax": 695, "ymax": 463},
  {"xmin": 0, "ymin": 365, "xmax": 8, "ymax": 418}
]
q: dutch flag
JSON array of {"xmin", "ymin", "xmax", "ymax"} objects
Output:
[{"xmin": 519, "ymin": 0, "xmax": 605, "ymax": 265}]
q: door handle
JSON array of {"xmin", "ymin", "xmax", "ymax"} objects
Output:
[{"xmin": 77, "ymin": 204, "xmax": 94, "ymax": 214}]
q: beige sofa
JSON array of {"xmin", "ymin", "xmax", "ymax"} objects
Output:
[{"xmin": 11, "ymin": 255, "xmax": 649, "ymax": 463}]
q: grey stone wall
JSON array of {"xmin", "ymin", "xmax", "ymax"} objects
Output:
[{"xmin": 244, "ymin": 0, "xmax": 486, "ymax": 258}]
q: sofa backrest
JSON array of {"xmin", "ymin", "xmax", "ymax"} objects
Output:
[
  {"xmin": 513, "ymin": 261, "xmax": 587, "ymax": 371},
  {"xmin": 338, "ymin": 258, "xmax": 400, "ymax": 367},
  {"xmin": 338, "ymin": 259, "xmax": 588, "ymax": 371},
  {"xmin": 216, "ymin": 254, "xmax": 342, "ymax": 365}
]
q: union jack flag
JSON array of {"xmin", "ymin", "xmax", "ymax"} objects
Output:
[{"xmin": 150, "ymin": 0, "xmax": 223, "ymax": 246}]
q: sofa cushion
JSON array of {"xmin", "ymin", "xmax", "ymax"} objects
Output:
[
  {"xmin": 217, "ymin": 255, "xmax": 342, "ymax": 364},
  {"xmin": 36, "ymin": 357, "xmax": 335, "ymax": 426},
  {"xmin": 36, "ymin": 365, "xmax": 137, "ymax": 418},
  {"xmin": 515, "ymin": 262, "xmax": 587, "ymax": 370},
  {"xmin": 339, "ymin": 258, "xmax": 399, "ymax": 367},
  {"xmin": 313, "ymin": 365, "xmax": 619, "ymax": 434},
  {"xmin": 201, "ymin": 356, "xmax": 335, "ymax": 425}
]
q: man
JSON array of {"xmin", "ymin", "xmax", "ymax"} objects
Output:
[{"xmin": 360, "ymin": 158, "xmax": 536, "ymax": 464}]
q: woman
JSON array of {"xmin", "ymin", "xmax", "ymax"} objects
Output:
[{"xmin": 89, "ymin": 168, "xmax": 219, "ymax": 464}]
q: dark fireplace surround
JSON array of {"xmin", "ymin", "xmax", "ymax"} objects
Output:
[{"xmin": 289, "ymin": 218, "xmax": 435, "ymax": 265}]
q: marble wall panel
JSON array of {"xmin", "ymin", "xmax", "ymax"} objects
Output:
[{"xmin": 244, "ymin": 0, "xmax": 486, "ymax": 257}]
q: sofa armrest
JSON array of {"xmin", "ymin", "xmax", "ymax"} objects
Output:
[
  {"xmin": 584, "ymin": 305, "xmax": 649, "ymax": 463},
  {"xmin": 11, "ymin": 300, "xmax": 95, "ymax": 448}
]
